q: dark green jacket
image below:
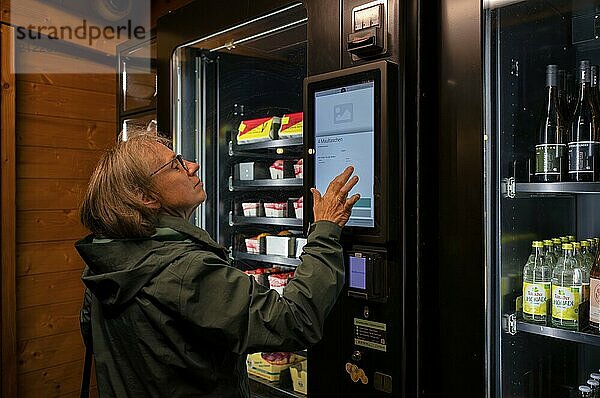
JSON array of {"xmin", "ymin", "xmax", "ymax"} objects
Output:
[{"xmin": 75, "ymin": 215, "xmax": 344, "ymax": 398}]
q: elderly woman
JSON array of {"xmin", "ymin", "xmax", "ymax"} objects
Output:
[{"xmin": 76, "ymin": 130, "xmax": 360, "ymax": 397}]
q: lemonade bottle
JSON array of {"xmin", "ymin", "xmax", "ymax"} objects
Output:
[
  {"xmin": 552, "ymin": 243, "xmax": 583, "ymax": 330},
  {"xmin": 523, "ymin": 241, "xmax": 551, "ymax": 324}
]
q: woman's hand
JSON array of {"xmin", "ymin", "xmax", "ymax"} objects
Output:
[{"xmin": 311, "ymin": 166, "xmax": 361, "ymax": 228}]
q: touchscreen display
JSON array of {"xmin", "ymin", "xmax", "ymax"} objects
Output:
[
  {"xmin": 349, "ymin": 256, "xmax": 367, "ymax": 290},
  {"xmin": 314, "ymin": 81, "xmax": 375, "ymax": 228}
]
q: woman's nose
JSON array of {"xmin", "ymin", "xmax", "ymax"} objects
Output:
[{"xmin": 185, "ymin": 159, "xmax": 199, "ymax": 175}]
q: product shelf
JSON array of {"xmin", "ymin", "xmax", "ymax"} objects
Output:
[
  {"xmin": 230, "ymin": 137, "xmax": 303, "ymax": 153},
  {"xmin": 233, "ymin": 251, "xmax": 301, "ymax": 267},
  {"xmin": 515, "ymin": 182, "xmax": 600, "ymax": 195},
  {"xmin": 231, "ymin": 216, "xmax": 303, "ymax": 228},
  {"xmin": 516, "ymin": 321, "xmax": 600, "ymax": 346},
  {"xmin": 230, "ymin": 177, "xmax": 303, "ymax": 191}
]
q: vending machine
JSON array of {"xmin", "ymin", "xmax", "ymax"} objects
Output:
[{"xmin": 156, "ymin": 0, "xmax": 426, "ymax": 397}]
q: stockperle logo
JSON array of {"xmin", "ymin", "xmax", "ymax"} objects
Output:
[{"xmin": 11, "ymin": 0, "xmax": 150, "ymax": 74}]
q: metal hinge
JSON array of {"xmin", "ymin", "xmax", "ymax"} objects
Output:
[
  {"xmin": 228, "ymin": 141, "xmax": 234, "ymax": 157},
  {"xmin": 503, "ymin": 313, "xmax": 517, "ymax": 335},
  {"xmin": 228, "ymin": 176, "xmax": 233, "ymax": 191},
  {"xmin": 228, "ymin": 211, "xmax": 233, "ymax": 226},
  {"xmin": 502, "ymin": 177, "xmax": 516, "ymax": 198}
]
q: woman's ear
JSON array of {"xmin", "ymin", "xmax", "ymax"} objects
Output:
[{"xmin": 140, "ymin": 190, "xmax": 161, "ymax": 210}]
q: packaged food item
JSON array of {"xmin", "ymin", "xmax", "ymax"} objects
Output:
[
  {"xmin": 246, "ymin": 352, "xmax": 302, "ymax": 381},
  {"xmin": 278, "ymin": 112, "xmax": 303, "ymax": 138},
  {"xmin": 293, "ymin": 197, "xmax": 303, "ymax": 219},
  {"xmin": 236, "ymin": 162, "xmax": 269, "ymax": 181},
  {"xmin": 294, "ymin": 159, "xmax": 303, "ymax": 179},
  {"xmin": 295, "ymin": 238, "xmax": 307, "ymax": 258},
  {"xmin": 242, "ymin": 202, "xmax": 262, "ymax": 217},
  {"xmin": 266, "ymin": 236, "xmax": 292, "ymax": 257},
  {"xmin": 264, "ymin": 202, "xmax": 287, "ymax": 217},
  {"xmin": 268, "ymin": 271, "xmax": 294, "ymax": 295},
  {"xmin": 290, "ymin": 360, "xmax": 308, "ymax": 395},
  {"xmin": 245, "ymin": 233, "xmax": 269, "ymax": 254},
  {"xmin": 270, "ymin": 160, "xmax": 284, "ymax": 179},
  {"xmin": 237, "ymin": 116, "xmax": 281, "ymax": 144}
]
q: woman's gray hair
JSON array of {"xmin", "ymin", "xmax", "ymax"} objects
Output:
[{"xmin": 79, "ymin": 128, "xmax": 171, "ymax": 238}]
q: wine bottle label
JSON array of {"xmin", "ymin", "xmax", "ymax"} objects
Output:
[
  {"xmin": 591, "ymin": 278, "xmax": 600, "ymax": 324},
  {"xmin": 552, "ymin": 285, "xmax": 581, "ymax": 321},
  {"xmin": 535, "ymin": 144, "xmax": 565, "ymax": 175},
  {"xmin": 523, "ymin": 281, "xmax": 551, "ymax": 315},
  {"xmin": 568, "ymin": 141, "xmax": 599, "ymax": 173}
]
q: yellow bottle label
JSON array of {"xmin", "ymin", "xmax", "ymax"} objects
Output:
[
  {"xmin": 523, "ymin": 281, "xmax": 550, "ymax": 316},
  {"xmin": 552, "ymin": 285, "xmax": 581, "ymax": 321}
]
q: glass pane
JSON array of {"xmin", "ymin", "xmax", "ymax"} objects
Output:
[
  {"xmin": 122, "ymin": 113, "xmax": 157, "ymax": 140},
  {"xmin": 121, "ymin": 38, "xmax": 157, "ymax": 112},
  {"xmin": 171, "ymin": 4, "xmax": 307, "ymax": 396},
  {"xmin": 484, "ymin": 1, "xmax": 600, "ymax": 397}
]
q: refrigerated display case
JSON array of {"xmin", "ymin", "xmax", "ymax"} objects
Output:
[
  {"xmin": 483, "ymin": 1, "xmax": 600, "ymax": 397},
  {"xmin": 168, "ymin": 4, "xmax": 309, "ymax": 396}
]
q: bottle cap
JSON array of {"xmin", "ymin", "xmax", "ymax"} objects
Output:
[
  {"xmin": 573, "ymin": 242, "xmax": 581, "ymax": 249},
  {"xmin": 544, "ymin": 240, "xmax": 553, "ymax": 245},
  {"xmin": 562, "ymin": 243, "xmax": 573, "ymax": 250},
  {"xmin": 580, "ymin": 385, "xmax": 592, "ymax": 392},
  {"xmin": 553, "ymin": 238, "xmax": 562, "ymax": 244},
  {"xmin": 546, "ymin": 64, "xmax": 558, "ymax": 87},
  {"xmin": 561, "ymin": 236, "xmax": 569, "ymax": 243},
  {"xmin": 582, "ymin": 241, "xmax": 590, "ymax": 247},
  {"xmin": 591, "ymin": 373, "xmax": 600, "ymax": 380},
  {"xmin": 532, "ymin": 241, "xmax": 543, "ymax": 248},
  {"xmin": 588, "ymin": 379, "xmax": 599, "ymax": 387},
  {"xmin": 568, "ymin": 235, "xmax": 576, "ymax": 242}
]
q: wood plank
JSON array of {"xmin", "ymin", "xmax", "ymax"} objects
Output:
[
  {"xmin": 17, "ymin": 330, "xmax": 84, "ymax": 374},
  {"xmin": 1, "ymin": 23, "xmax": 17, "ymax": 398},
  {"xmin": 17, "ymin": 81, "xmax": 115, "ymax": 122},
  {"xmin": 17, "ymin": 114, "xmax": 116, "ymax": 150},
  {"xmin": 62, "ymin": 386, "xmax": 98, "ymax": 398},
  {"xmin": 17, "ymin": 179, "xmax": 87, "ymax": 211},
  {"xmin": 17, "ymin": 210, "xmax": 89, "ymax": 243},
  {"xmin": 17, "ymin": 300, "xmax": 81, "ymax": 340},
  {"xmin": 17, "ymin": 359, "xmax": 84, "ymax": 397},
  {"xmin": 17, "ymin": 270, "xmax": 84, "ymax": 309},
  {"xmin": 17, "ymin": 147, "xmax": 102, "ymax": 179},
  {"xmin": 17, "ymin": 241, "xmax": 84, "ymax": 277},
  {"xmin": 17, "ymin": 50, "xmax": 115, "ymax": 88}
]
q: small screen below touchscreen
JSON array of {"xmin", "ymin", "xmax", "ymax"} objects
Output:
[
  {"xmin": 349, "ymin": 256, "xmax": 367, "ymax": 290},
  {"xmin": 314, "ymin": 81, "xmax": 375, "ymax": 228}
]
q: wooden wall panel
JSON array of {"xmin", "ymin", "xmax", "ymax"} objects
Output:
[
  {"xmin": 17, "ymin": 270, "xmax": 84, "ymax": 309},
  {"xmin": 17, "ymin": 301, "xmax": 81, "ymax": 341},
  {"xmin": 17, "ymin": 147, "xmax": 102, "ymax": 179},
  {"xmin": 18, "ymin": 360, "xmax": 84, "ymax": 397},
  {"xmin": 17, "ymin": 210, "xmax": 88, "ymax": 243},
  {"xmin": 17, "ymin": 114, "xmax": 116, "ymax": 150},
  {"xmin": 17, "ymin": 241, "xmax": 84, "ymax": 277},
  {"xmin": 17, "ymin": 81, "xmax": 114, "ymax": 122},
  {"xmin": 17, "ymin": 179, "xmax": 87, "ymax": 211},
  {"xmin": 17, "ymin": 330, "xmax": 83, "ymax": 373},
  {"xmin": 1, "ymin": 22, "xmax": 17, "ymax": 398}
]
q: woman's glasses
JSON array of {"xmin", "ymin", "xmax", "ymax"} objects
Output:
[{"xmin": 150, "ymin": 154, "xmax": 189, "ymax": 177}]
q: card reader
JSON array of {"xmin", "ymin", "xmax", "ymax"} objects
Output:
[{"xmin": 347, "ymin": 250, "xmax": 387, "ymax": 302}]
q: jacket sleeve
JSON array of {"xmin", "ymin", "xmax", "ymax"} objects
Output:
[{"xmin": 168, "ymin": 221, "xmax": 344, "ymax": 355}]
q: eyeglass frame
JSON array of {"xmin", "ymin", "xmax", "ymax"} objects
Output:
[{"xmin": 150, "ymin": 154, "xmax": 189, "ymax": 177}]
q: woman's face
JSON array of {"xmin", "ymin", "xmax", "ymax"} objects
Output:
[{"xmin": 149, "ymin": 143, "xmax": 206, "ymax": 219}]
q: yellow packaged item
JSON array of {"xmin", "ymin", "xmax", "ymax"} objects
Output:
[
  {"xmin": 290, "ymin": 360, "xmax": 307, "ymax": 394},
  {"xmin": 278, "ymin": 112, "xmax": 303, "ymax": 138},
  {"xmin": 237, "ymin": 116, "xmax": 281, "ymax": 144},
  {"xmin": 246, "ymin": 352, "xmax": 302, "ymax": 381}
]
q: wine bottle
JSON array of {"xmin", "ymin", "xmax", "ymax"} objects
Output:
[
  {"xmin": 568, "ymin": 60, "xmax": 599, "ymax": 182},
  {"xmin": 536, "ymin": 65, "xmax": 566, "ymax": 182}
]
